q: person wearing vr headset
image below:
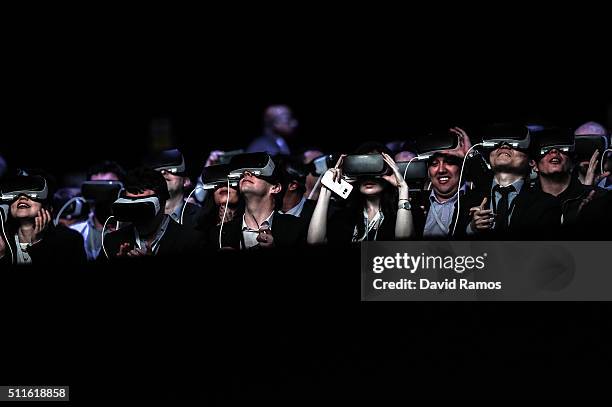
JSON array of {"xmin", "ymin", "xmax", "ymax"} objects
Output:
[
  {"xmin": 70, "ymin": 161, "xmax": 126, "ymax": 261},
  {"xmin": 307, "ymin": 142, "xmax": 414, "ymax": 244},
  {"xmin": 411, "ymin": 127, "xmax": 475, "ymax": 239},
  {"xmin": 246, "ymin": 105, "xmax": 298, "ymax": 156},
  {"xmin": 146, "ymin": 149, "xmax": 203, "ymax": 228},
  {"xmin": 530, "ymin": 127, "xmax": 607, "ymax": 228},
  {"xmin": 100, "ymin": 167, "xmax": 202, "ymax": 260},
  {"xmin": 0, "ymin": 173, "xmax": 86, "ymax": 265},
  {"xmin": 455, "ymin": 124, "xmax": 561, "ymax": 239},
  {"xmin": 302, "ymin": 149, "xmax": 325, "ymax": 201},
  {"xmin": 217, "ymin": 153, "xmax": 306, "ymax": 250},
  {"xmin": 195, "ymin": 164, "xmax": 244, "ymax": 248},
  {"xmin": 574, "ymin": 121, "xmax": 610, "ymax": 186},
  {"xmin": 276, "ymin": 156, "xmax": 317, "ymax": 221}
]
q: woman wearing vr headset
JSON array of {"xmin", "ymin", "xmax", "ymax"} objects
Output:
[
  {"xmin": 0, "ymin": 173, "xmax": 87, "ymax": 265},
  {"xmin": 307, "ymin": 142, "xmax": 415, "ymax": 244}
]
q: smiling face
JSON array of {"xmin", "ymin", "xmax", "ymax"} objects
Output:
[
  {"xmin": 535, "ymin": 149, "xmax": 572, "ymax": 177},
  {"xmin": 489, "ymin": 145, "xmax": 530, "ymax": 175},
  {"xmin": 10, "ymin": 196, "xmax": 43, "ymax": 219},
  {"xmin": 428, "ymin": 155, "xmax": 461, "ymax": 200}
]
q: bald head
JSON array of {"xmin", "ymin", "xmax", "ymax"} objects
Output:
[
  {"xmin": 575, "ymin": 121, "xmax": 608, "ymax": 136},
  {"xmin": 264, "ymin": 105, "xmax": 298, "ymax": 137}
]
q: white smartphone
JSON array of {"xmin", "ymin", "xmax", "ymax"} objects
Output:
[{"xmin": 321, "ymin": 170, "xmax": 353, "ymax": 199}]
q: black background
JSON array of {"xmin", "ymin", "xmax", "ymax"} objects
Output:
[{"xmin": 2, "ymin": 17, "xmax": 611, "ymax": 404}]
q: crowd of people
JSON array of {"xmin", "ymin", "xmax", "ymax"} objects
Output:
[{"xmin": 1, "ymin": 105, "xmax": 610, "ymax": 265}]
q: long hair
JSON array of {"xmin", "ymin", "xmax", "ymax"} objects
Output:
[{"xmin": 346, "ymin": 142, "xmax": 398, "ymax": 240}]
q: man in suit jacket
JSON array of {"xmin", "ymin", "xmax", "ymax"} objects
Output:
[
  {"xmin": 99, "ymin": 167, "xmax": 203, "ymax": 260},
  {"xmin": 453, "ymin": 142, "xmax": 561, "ymax": 240},
  {"xmin": 217, "ymin": 158, "xmax": 306, "ymax": 250}
]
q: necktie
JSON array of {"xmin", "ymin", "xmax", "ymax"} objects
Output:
[{"xmin": 494, "ymin": 184, "xmax": 515, "ymax": 231}]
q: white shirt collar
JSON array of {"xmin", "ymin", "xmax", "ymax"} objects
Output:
[
  {"xmin": 279, "ymin": 196, "xmax": 307, "ymax": 217},
  {"xmin": 242, "ymin": 210, "xmax": 275, "ymax": 231}
]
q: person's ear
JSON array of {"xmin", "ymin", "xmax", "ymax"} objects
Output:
[
  {"xmin": 529, "ymin": 159, "xmax": 538, "ymax": 173},
  {"xmin": 270, "ymin": 183, "xmax": 282, "ymax": 195},
  {"xmin": 288, "ymin": 181, "xmax": 298, "ymax": 192}
]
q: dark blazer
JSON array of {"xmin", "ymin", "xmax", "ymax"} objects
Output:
[
  {"xmin": 326, "ymin": 208, "xmax": 398, "ymax": 244},
  {"xmin": 1, "ymin": 224, "xmax": 86, "ymax": 265},
  {"xmin": 217, "ymin": 212, "xmax": 307, "ymax": 250},
  {"xmin": 179, "ymin": 202, "xmax": 205, "ymax": 230},
  {"xmin": 99, "ymin": 217, "xmax": 203, "ymax": 260},
  {"xmin": 452, "ymin": 179, "xmax": 562, "ymax": 240},
  {"xmin": 536, "ymin": 175, "xmax": 606, "ymax": 228},
  {"xmin": 299, "ymin": 199, "xmax": 317, "ymax": 224}
]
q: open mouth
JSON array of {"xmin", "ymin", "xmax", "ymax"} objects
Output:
[
  {"xmin": 497, "ymin": 151, "xmax": 512, "ymax": 158},
  {"xmin": 17, "ymin": 202, "xmax": 31, "ymax": 209},
  {"xmin": 437, "ymin": 176, "xmax": 450, "ymax": 184},
  {"xmin": 549, "ymin": 157, "xmax": 561, "ymax": 164}
]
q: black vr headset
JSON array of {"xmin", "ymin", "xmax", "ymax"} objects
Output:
[
  {"xmin": 0, "ymin": 175, "xmax": 49, "ymax": 202},
  {"xmin": 397, "ymin": 160, "xmax": 428, "ymax": 181},
  {"xmin": 111, "ymin": 193, "xmax": 162, "ymax": 223},
  {"xmin": 530, "ymin": 127, "xmax": 575, "ymax": 158},
  {"xmin": 414, "ymin": 129, "xmax": 460, "ymax": 160},
  {"xmin": 342, "ymin": 154, "xmax": 389, "ymax": 177},
  {"xmin": 481, "ymin": 123, "xmax": 531, "ymax": 150},
  {"xmin": 81, "ymin": 180, "xmax": 124, "ymax": 203},
  {"xmin": 309, "ymin": 153, "xmax": 343, "ymax": 176},
  {"xmin": 145, "ymin": 149, "xmax": 186, "ymax": 174},
  {"xmin": 574, "ymin": 134, "xmax": 610, "ymax": 162},
  {"xmin": 201, "ymin": 164, "xmax": 239, "ymax": 190},
  {"xmin": 228, "ymin": 153, "xmax": 276, "ymax": 180}
]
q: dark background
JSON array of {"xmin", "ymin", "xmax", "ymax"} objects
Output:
[
  {"xmin": 2, "ymin": 22, "xmax": 611, "ymax": 403},
  {"xmin": 2, "ymin": 44, "xmax": 610, "ymax": 183}
]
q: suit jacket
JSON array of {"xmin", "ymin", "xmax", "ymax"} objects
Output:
[
  {"xmin": 217, "ymin": 212, "xmax": 307, "ymax": 250},
  {"xmin": 452, "ymin": 179, "xmax": 561, "ymax": 240},
  {"xmin": 99, "ymin": 216, "xmax": 203, "ymax": 260}
]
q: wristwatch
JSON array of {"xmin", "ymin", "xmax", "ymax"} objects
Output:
[{"xmin": 398, "ymin": 200, "xmax": 411, "ymax": 210}]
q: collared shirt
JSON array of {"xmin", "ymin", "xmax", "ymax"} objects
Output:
[
  {"xmin": 597, "ymin": 177, "xmax": 612, "ymax": 191},
  {"xmin": 466, "ymin": 178, "xmax": 525, "ymax": 235},
  {"xmin": 491, "ymin": 178, "xmax": 524, "ymax": 225},
  {"xmin": 424, "ymin": 184, "xmax": 467, "ymax": 238},
  {"xmin": 169, "ymin": 202, "xmax": 183, "ymax": 224},
  {"xmin": 241, "ymin": 211, "xmax": 275, "ymax": 249},
  {"xmin": 278, "ymin": 196, "xmax": 307, "ymax": 217},
  {"xmin": 134, "ymin": 215, "xmax": 171, "ymax": 255},
  {"xmin": 70, "ymin": 214, "xmax": 104, "ymax": 261}
]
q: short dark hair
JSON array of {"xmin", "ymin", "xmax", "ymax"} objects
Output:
[
  {"xmin": 87, "ymin": 161, "xmax": 126, "ymax": 181},
  {"xmin": 123, "ymin": 167, "xmax": 169, "ymax": 202},
  {"xmin": 276, "ymin": 155, "xmax": 308, "ymax": 199}
]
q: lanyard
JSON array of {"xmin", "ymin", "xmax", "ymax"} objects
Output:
[
  {"xmin": 134, "ymin": 216, "xmax": 170, "ymax": 255},
  {"xmin": 355, "ymin": 211, "xmax": 384, "ymax": 242}
]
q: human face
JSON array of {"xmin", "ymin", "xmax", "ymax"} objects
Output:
[
  {"xmin": 358, "ymin": 177, "xmax": 384, "ymax": 196},
  {"xmin": 160, "ymin": 170, "xmax": 185, "ymax": 196},
  {"xmin": 239, "ymin": 171, "xmax": 273, "ymax": 197},
  {"xmin": 489, "ymin": 145, "xmax": 529, "ymax": 174},
  {"xmin": 535, "ymin": 148, "xmax": 572, "ymax": 176},
  {"xmin": 428, "ymin": 155, "xmax": 461, "ymax": 200},
  {"xmin": 10, "ymin": 196, "xmax": 43, "ymax": 219}
]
